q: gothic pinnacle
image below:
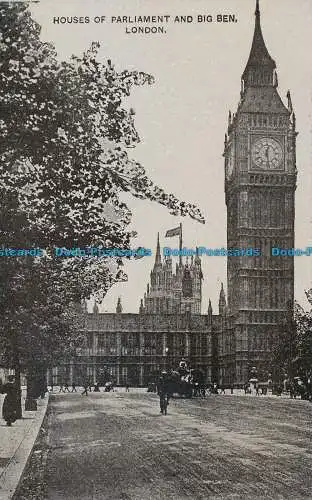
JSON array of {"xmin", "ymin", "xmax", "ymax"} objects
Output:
[
  {"xmin": 154, "ymin": 232, "xmax": 161, "ymax": 266},
  {"xmin": 255, "ymin": 0, "xmax": 260, "ymax": 17}
]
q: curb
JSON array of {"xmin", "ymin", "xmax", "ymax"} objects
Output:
[{"xmin": 0, "ymin": 396, "xmax": 49, "ymax": 500}]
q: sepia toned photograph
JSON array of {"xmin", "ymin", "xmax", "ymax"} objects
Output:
[{"xmin": 0, "ymin": 1, "xmax": 312, "ymax": 498}]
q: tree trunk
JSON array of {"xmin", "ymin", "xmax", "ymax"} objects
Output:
[
  {"xmin": 14, "ymin": 357, "xmax": 23, "ymax": 419},
  {"xmin": 25, "ymin": 373, "xmax": 38, "ymax": 411}
]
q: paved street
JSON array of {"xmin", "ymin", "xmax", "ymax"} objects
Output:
[
  {"xmin": 31, "ymin": 392, "xmax": 312, "ymax": 499},
  {"xmin": 0, "ymin": 392, "xmax": 48, "ymax": 500}
]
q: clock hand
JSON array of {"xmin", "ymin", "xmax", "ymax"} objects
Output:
[{"xmin": 265, "ymin": 146, "xmax": 270, "ymax": 166}]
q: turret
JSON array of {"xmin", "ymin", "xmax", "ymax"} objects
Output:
[
  {"xmin": 182, "ymin": 265, "xmax": 193, "ymax": 298},
  {"xmin": 194, "ymin": 247, "xmax": 200, "ymax": 265},
  {"xmin": 207, "ymin": 299, "xmax": 213, "ymax": 325},
  {"xmin": 116, "ymin": 297, "xmax": 122, "ymax": 314},
  {"xmin": 287, "ymin": 90, "xmax": 293, "ymax": 113},
  {"xmin": 154, "ymin": 232, "xmax": 162, "ymax": 269},
  {"xmin": 219, "ymin": 283, "xmax": 227, "ymax": 316},
  {"xmin": 139, "ymin": 298, "xmax": 144, "ymax": 314}
]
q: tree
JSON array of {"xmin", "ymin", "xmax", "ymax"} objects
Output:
[
  {"xmin": 270, "ymin": 301, "xmax": 297, "ymax": 382},
  {"xmin": 271, "ymin": 293, "xmax": 312, "ymax": 382},
  {"xmin": 0, "ymin": 5, "xmax": 203, "ymax": 252},
  {"xmin": 294, "ymin": 291, "xmax": 312, "ymax": 376},
  {"xmin": 1, "ymin": 3, "xmax": 203, "ymax": 275},
  {"xmin": 0, "ymin": 3, "xmax": 205, "ymax": 405}
]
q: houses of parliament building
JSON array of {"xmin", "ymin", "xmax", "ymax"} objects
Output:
[{"xmin": 51, "ymin": 1, "xmax": 296, "ymax": 388}]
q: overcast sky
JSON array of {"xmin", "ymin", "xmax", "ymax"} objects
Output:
[{"xmin": 32, "ymin": 0, "xmax": 312, "ymax": 313}]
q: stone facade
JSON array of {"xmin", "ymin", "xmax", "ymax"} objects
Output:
[
  {"xmin": 49, "ymin": 280, "xmax": 227, "ymax": 387},
  {"xmin": 51, "ymin": 312, "xmax": 211, "ymax": 387},
  {"xmin": 140, "ymin": 233, "xmax": 203, "ymax": 315}
]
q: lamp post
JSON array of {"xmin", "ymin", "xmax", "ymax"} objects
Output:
[{"xmin": 165, "ymin": 347, "xmax": 169, "ymax": 372}]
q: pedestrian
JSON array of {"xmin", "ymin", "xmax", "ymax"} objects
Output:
[
  {"xmin": 40, "ymin": 384, "xmax": 48, "ymax": 399},
  {"xmin": 71, "ymin": 382, "xmax": 77, "ymax": 393},
  {"xmin": 59, "ymin": 384, "xmax": 64, "ymax": 393},
  {"xmin": 125, "ymin": 383, "xmax": 130, "ymax": 392},
  {"xmin": 157, "ymin": 371, "xmax": 170, "ymax": 414},
  {"xmin": 201, "ymin": 384, "xmax": 206, "ymax": 398},
  {"xmin": 64, "ymin": 382, "xmax": 70, "ymax": 393},
  {"xmin": 93, "ymin": 382, "xmax": 100, "ymax": 392},
  {"xmin": 0, "ymin": 375, "xmax": 19, "ymax": 426},
  {"xmin": 81, "ymin": 383, "xmax": 88, "ymax": 396}
]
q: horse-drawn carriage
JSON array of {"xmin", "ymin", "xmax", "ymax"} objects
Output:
[
  {"xmin": 168, "ymin": 370, "xmax": 193, "ymax": 398},
  {"xmin": 158, "ymin": 359, "xmax": 206, "ymax": 398}
]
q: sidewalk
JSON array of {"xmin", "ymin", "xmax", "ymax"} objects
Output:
[{"xmin": 0, "ymin": 391, "xmax": 49, "ymax": 500}]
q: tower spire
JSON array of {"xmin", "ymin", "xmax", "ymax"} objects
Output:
[
  {"xmin": 179, "ymin": 222, "xmax": 183, "ymax": 267},
  {"xmin": 219, "ymin": 282, "xmax": 227, "ymax": 316},
  {"xmin": 208, "ymin": 299, "xmax": 213, "ymax": 315},
  {"xmin": 242, "ymin": 0, "xmax": 276, "ymax": 89},
  {"xmin": 116, "ymin": 297, "xmax": 122, "ymax": 314},
  {"xmin": 154, "ymin": 232, "xmax": 161, "ymax": 267},
  {"xmin": 255, "ymin": 0, "xmax": 260, "ymax": 17},
  {"xmin": 287, "ymin": 90, "xmax": 293, "ymax": 113}
]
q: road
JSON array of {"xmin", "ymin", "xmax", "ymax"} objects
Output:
[{"xmin": 31, "ymin": 392, "xmax": 312, "ymax": 499}]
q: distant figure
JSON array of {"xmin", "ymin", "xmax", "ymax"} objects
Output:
[
  {"xmin": 50, "ymin": 383, "xmax": 54, "ymax": 393},
  {"xmin": 71, "ymin": 382, "xmax": 77, "ymax": 393},
  {"xmin": 125, "ymin": 383, "xmax": 130, "ymax": 392},
  {"xmin": 81, "ymin": 383, "xmax": 88, "ymax": 396},
  {"xmin": 157, "ymin": 371, "xmax": 171, "ymax": 414},
  {"xmin": 93, "ymin": 383, "xmax": 100, "ymax": 392},
  {"xmin": 59, "ymin": 384, "xmax": 64, "ymax": 393},
  {"xmin": 213, "ymin": 383, "xmax": 219, "ymax": 395},
  {"xmin": 104, "ymin": 381, "xmax": 114, "ymax": 392},
  {"xmin": 40, "ymin": 385, "xmax": 48, "ymax": 399},
  {"xmin": 64, "ymin": 383, "xmax": 70, "ymax": 393},
  {"xmin": 0, "ymin": 375, "xmax": 19, "ymax": 426}
]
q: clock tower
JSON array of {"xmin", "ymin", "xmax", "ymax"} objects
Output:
[{"xmin": 224, "ymin": 0, "xmax": 297, "ymax": 384}]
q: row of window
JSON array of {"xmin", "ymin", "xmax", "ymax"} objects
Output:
[
  {"xmin": 248, "ymin": 114, "xmax": 288, "ymax": 129},
  {"xmin": 86, "ymin": 333, "xmax": 192, "ymax": 356}
]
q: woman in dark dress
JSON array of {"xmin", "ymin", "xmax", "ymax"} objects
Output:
[{"xmin": 1, "ymin": 375, "xmax": 18, "ymax": 426}]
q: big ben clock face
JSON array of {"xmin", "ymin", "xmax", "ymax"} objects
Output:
[{"xmin": 251, "ymin": 137, "xmax": 283, "ymax": 169}]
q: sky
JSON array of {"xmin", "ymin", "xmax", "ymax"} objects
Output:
[{"xmin": 31, "ymin": 0, "xmax": 312, "ymax": 313}]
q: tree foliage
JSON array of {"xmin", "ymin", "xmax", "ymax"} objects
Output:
[
  {"xmin": 271, "ymin": 293, "xmax": 312, "ymax": 379},
  {"xmin": 0, "ymin": 3, "xmax": 204, "ymax": 370}
]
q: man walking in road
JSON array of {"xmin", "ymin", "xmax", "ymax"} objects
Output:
[
  {"xmin": 81, "ymin": 383, "xmax": 88, "ymax": 396},
  {"xmin": 157, "ymin": 371, "xmax": 171, "ymax": 414}
]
